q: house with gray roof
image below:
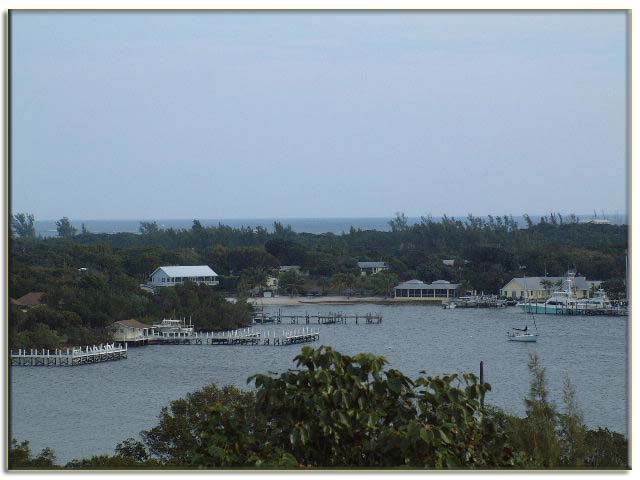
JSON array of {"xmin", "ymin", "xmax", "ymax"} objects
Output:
[
  {"xmin": 394, "ymin": 279, "xmax": 460, "ymax": 300},
  {"xmin": 501, "ymin": 274, "xmax": 596, "ymax": 300},
  {"xmin": 148, "ymin": 265, "xmax": 219, "ymax": 288},
  {"xmin": 357, "ymin": 261, "xmax": 388, "ymax": 275}
]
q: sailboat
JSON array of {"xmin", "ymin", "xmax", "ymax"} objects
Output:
[
  {"xmin": 507, "ymin": 323, "xmax": 538, "ymax": 342},
  {"xmin": 509, "ymin": 273, "xmax": 539, "ymax": 342}
]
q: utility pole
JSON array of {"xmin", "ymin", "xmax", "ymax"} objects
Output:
[{"xmin": 480, "ymin": 361, "xmax": 485, "ymax": 407}]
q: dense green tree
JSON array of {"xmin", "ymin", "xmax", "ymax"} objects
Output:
[
  {"xmin": 601, "ymin": 278, "xmax": 626, "ymax": 300},
  {"xmin": 11, "ymin": 213, "xmax": 36, "ymax": 238},
  {"xmin": 8, "ymin": 348, "xmax": 628, "ymax": 470},
  {"xmin": 389, "ymin": 212, "xmax": 409, "ymax": 232},
  {"xmin": 55, "ymin": 217, "xmax": 77, "ymax": 238},
  {"xmin": 142, "ymin": 384, "xmax": 262, "ymax": 465},
  {"xmin": 139, "ymin": 221, "xmax": 160, "ymax": 235},
  {"xmin": 278, "ymin": 270, "xmax": 305, "ymax": 295},
  {"xmin": 9, "ymin": 440, "xmax": 57, "ymax": 469}
]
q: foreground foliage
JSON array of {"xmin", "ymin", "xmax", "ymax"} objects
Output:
[{"xmin": 9, "ymin": 348, "xmax": 628, "ymax": 470}]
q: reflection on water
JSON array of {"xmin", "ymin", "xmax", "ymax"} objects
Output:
[{"xmin": 10, "ymin": 305, "xmax": 628, "ymax": 464}]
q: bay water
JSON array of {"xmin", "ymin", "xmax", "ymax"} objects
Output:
[{"xmin": 9, "ymin": 304, "xmax": 628, "ymax": 464}]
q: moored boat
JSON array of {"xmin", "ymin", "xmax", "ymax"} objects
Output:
[
  {"xmin": 518, "ymin": 275, "xmax": 577, "ymax": 315},
  {"xmin": 507, "ymin": 330, "xmax": 538, "ymax": 342},
  {"xmin": 576, "ymin": 289, "xmax": 612, "ymax": 310},
  {"xmin": 151, "ymin": 318, "xmax": 194, "ymax": 338}
]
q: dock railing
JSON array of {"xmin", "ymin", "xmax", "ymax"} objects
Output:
[{"xmin": 10, "ymin": 343, "xmax": 128, "ymax": 366}]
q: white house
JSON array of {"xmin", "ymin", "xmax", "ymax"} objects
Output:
[
  {"xmin": 148, "ymin": 265, "xmax": 219, "ymax": 288},
  {"xmin": 357, "ymin": 261, "xmax": 388, "ymax": 275}
]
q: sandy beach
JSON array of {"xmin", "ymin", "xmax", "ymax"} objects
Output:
[{"xmin": 226, "ymin": 295, "xmax": 442, "ymax": 306}]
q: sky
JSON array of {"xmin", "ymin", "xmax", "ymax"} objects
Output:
[{"xmin": 10, "ymin": 11, "xmax": 628, "ymax": 220}]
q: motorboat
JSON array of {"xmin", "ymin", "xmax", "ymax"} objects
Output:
[
  {"xmin": 252, "ymin": 312, "xmax": 278, "ymax": 323},
  {"xmin": 151, "ymin": 318, "xmax": 194, "ymax": 339},
  {"xmin": 576, "ymin": 289, "xmax": 612, "ymax": 310},
  {"xmin": 518, "ymin": 275, "xmax": 578, "ymax": 315}
]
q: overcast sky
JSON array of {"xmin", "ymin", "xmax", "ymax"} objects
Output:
[{"xmin": 11, "ymin": 11, "xmax": 627, "ymax": 220}]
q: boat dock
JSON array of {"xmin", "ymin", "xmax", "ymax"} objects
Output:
[
  {"xmin": 444, "ymin": 296, "xmax": 506, "ymax": 309},
  {"xmin": 10, "ymin": 343, "xmax": 127, "ymax": 367},
  {"xmin": 540, "ymin": 305, "xmax": 629, "ymax": 316},
  {"xmin": 253, "ymin": 310, "xmax": 382, "ymax": 325},
  {"xmin": 10, "ymin": 327, "xmax": 321, "ymax": 367},
  {"xmin": 149, "ymin": 327, "xmax": 320, "ymax": 346}
]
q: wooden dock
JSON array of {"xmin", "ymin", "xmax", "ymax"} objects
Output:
[
  {"xmin": 10, "ymin": 343, "xmax": 127, "ymax": 367},
  {"xmin": 148, "ymin": 327, "xmax": 320, "ymax": 346},
  {"xmin": 551, "ymin": 305, "xmax": 628, "ymax": 316},
  {"xmin": 253, "ymin": 310, "xmax": 382, "ymax": 325},
  {"xmin": 444, "ymin": 296, "xmax": 506, "ymax": 309}
]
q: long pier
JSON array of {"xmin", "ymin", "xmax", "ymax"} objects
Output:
[
  {"xmin": 253, "ymin": 310, "xmax": 382, "ymax": 325},
  {"xmin": 552, "ymin": 305, "xmax": 628, "ymax": 316},
  {"xmin": 148, "ymin": 327, "xmax": 320, "ymax": 346},
  {"xmin": 10, "ymin": 343, "xmax": 127, "ymax": 367}
]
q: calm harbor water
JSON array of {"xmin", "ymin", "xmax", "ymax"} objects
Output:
[{"xmin": 10, "ymin": 305, "xmax": 628, "ymax": 464}]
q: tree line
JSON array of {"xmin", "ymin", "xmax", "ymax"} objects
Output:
[
  {"xmin": 9, "ymin": 212, "xmax": 628, "ymax": 347},
  {"xmin": 11, "ymin": 212, "xmax": 628, "ymax": 293}
]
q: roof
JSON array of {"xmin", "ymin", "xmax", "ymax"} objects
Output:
[
  {"xmin": 279, "ymin": 265, "xmax": 301, "ymax": 271},
  {"xmin": 395, "ymin": 280, "xmax": 460, "ymax": 290},
  {"xmin": 114, "ymin": 319, "xmax": 152, "ymax": 329},
  {"xmin": 12, "ymin": 292, "xmax": 45, "ymax": 307},
  {"xmin": 152, "ymin": 265, "xmax": 217, "ymax": 277},
  {"xmin": 503, "ymin": 276, "xmax": 591, "ymax": 291},
  {"xmin": 357, "ymin": 262, "xmax": 388, "ymax": 268}
]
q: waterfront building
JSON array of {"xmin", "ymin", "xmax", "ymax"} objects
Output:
[
  {"xmin": 394, "ymin": 279, "xmax": 460, "ymax": 300},
  {"xmin": 148, "ymin": 265, "xmax": 219, "ymax": 288},
  {"xmin": 357, "ymin": 261, "xmax": 388, "ymax": 275},
  {"xmin": 111, "ymin": 319, "xmax": 154, "ymax": 342},
  {"xmin": 500, "ymin": 275, "xmax": 597, "ymax": 300}
]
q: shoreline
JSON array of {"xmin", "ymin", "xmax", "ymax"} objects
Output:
[{"xmin": 226, "ymin": 295, "xmax": 445, "ymax": 306}]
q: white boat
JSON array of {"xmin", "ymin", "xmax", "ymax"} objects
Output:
[
  {"xmin": 576, "ymin": 289, "xmax": 612, "ymax": 310},
  {"xmin": 507, "ymin": 329, "xmax": 538, "ymax": 342},
  {"xmin": 509, "ymin": 298, "xmax": 539, "ymax": 341},
  {"xmin": 151, "ymin": 318, "xmax": 194, "ymax": 339},
  {"xmin": 518, "ymin": 274, "xmax": 578, "ymax": 315}
]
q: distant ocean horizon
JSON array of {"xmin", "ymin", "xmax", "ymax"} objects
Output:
[{"xmin": 33, "ymin": 214, "xmax": 628, "ymax": 238}]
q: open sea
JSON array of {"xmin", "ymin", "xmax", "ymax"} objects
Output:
[
  {"xmin": 33, "ymin": 214, "xmax": 628, "ymax": 237},
  {"xmin": 9, "ymin": 305, "xmax": 628, "ymax": 464}
]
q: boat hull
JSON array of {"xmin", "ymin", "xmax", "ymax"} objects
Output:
[
  {"xmin": 519, "ymin": 303, "xmax": 564, "ymax": 315},
  {"xmin": 508, "ymin": 334, "xmax": 538, "ymax": 342}
]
